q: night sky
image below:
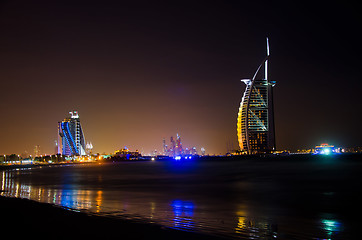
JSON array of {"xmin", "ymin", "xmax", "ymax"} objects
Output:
[{"xmin": 0, "ymin": 1, "xmax": 361, "ymax": 155}]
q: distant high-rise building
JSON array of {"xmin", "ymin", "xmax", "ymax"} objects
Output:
[
  {"xmin": 201, "ymin": 147, "xmax": 206, "ymax": 156},
  {"xmin": 34, "ymin": 145, "xmax": 41, "ymax": 157},
  {"xmin": 58, "ymin": 111, "xmax": 86, "ymax": 156},
  {"xmin": 170, "ymin": 136, "xmax": 175, "ymax": 157},
  {"xmin": 191, "ymin": 147, "xmax": 197, "ymax": 155},
  {"xmin": 175, "ymin": 133, "xmax": 183, "ymax": 156},
  {"xmin": 54, "ymin": 140, "xmax": 59, "ymax": 155},
  {"xmin": 162, "ymin": 138, "xmax": 168, "ymax": 155},
  {"xmin": 86, "ymin": 142, "xmax": 93, "ymax": 155},
  {"xmin": 185, "ymin": 147, "xmax": 190, "ymax": 155},
  {"xmin": 237, "ymin": 38, "xmax": 276, "ymax": 154}
]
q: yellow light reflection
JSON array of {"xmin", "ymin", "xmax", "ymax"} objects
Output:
[
  {"xmin": 235, "ymin": 209, "xmax": 248, "ymax": 234},
  {"xmin": 96, "ymin": 190, "xmax": 103, "ymax": 213},
  {"xmin": 150, "ymin": 202, "xmax": 155, "ymax": 219}
]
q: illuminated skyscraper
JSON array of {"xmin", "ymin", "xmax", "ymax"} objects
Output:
[
  {"xmin": 34, "ymin": 145, "xmax": 41, "ymax": 157},
  {"xmin": 170, "ymin": 136, "xmax": 175, "ymax": 157},
  {"xmin": 86, "ymin": 142, "xmax": 93, "ymax": 155},
  {"xmin": 201, "ymin": 147, "xmax": 206, "ymax": 156},
  {"xmin": 237, "ymin": 38, "xmax": 276, "ymax": 154},
  {"xmin": 58, "ymin": 111, "xmax": 86, "ymax": 156},
  {"xmin": 175, "ymin": 133, "xmax": 183, "ymax": 156},
  {"xmin": 162, "ymin": 138, "xmax": 168, "ymax": 155},
  {"xmin": 54, "ymin": 140, "xmax": 59, "ymax": 155}
]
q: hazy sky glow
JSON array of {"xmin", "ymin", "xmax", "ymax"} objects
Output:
[{"xmin": 0, "ymin": 1, "xmax": 361, "ymax": 155}]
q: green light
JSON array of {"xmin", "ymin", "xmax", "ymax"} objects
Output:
[{"xmin": 321, "ymin": 218, "xmax": 341, "ymax": 236}]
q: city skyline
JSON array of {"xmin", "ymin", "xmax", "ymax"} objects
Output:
[{"xmin": 0, "ymin": 1, "xmax": 361, "ymax": 155}]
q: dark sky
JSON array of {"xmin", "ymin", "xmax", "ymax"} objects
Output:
[{"xmin": 0, "ymin": 0, "xmax": 361, "ymax": 155}]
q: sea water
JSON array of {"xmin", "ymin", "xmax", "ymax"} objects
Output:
[{"xmin": 1, "ymin": 155, "xmax": 361, "ymax": 239}]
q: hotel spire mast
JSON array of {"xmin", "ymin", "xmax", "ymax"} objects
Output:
[{"xmin": 265, "ymin": 37, "xmax": 269, "ymax": 80}]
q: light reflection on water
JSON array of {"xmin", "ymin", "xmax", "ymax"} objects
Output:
[
  {"xmin": 234, "ymin": 205, "xmax": 278, "ymax": 240},
  {"xmin": 171, "ymin": 200, "xmax": 195, "ymax": 230},
  {"xmin": 0, "ymin": 168, "xmax": 277, "ymax": 239},
  {"xmin": 1, "ymin": 170, "xmax": 97, "ymax": 210},
  {"xmin": 320, "ymin": 216, "xmax": 342, "ymax": 240},
  {"xmin": 0, "ymin": 160, "xmax": 355, "ymax": 239}
]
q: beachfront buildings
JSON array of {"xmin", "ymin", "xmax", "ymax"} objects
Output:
[
  {"xmin": 237, "ymin": 38, "xmax": 276, "ymax": 154},
  {"xmin": 58, "ymin": 111, "xmax": 86, "ymax": 156}
]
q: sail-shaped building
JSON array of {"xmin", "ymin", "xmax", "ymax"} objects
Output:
[
  {"xmin": 58, "ymin": 111, "xmax": 86, "ymax": 156},
  {"xmin": 237, "ymin": 38, "xmax": 276, "ymax": 154}
]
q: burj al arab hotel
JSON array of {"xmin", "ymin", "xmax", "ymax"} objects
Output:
[{"xmin": 237, "ymin": 38, "xmax": 276, "ymax": 154}]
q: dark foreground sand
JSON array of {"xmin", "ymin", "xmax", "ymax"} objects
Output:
[{"xmin": 0, "ymin": 196, "xmax": 228, "ymax": 240}]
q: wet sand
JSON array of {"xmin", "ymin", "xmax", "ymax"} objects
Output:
[{"xmin": 0, "ymin": 196, "xmax": 227, "ymax": 240}]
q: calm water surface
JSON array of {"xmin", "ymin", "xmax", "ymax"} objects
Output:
[{"xmin": 1, "ymin": 156, "xmax": 361, "ymax": 239}]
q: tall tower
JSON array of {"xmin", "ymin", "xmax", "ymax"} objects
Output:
[
  {"xmin": 162, "ymin": 138, "xmax": 168, "ymax": 155},
  {"xmin": 237, "ymin": 38, "xmax": 276, "ymax": 154},
  {"xmin": 34, "ymin": 145, "xmax": 41, "ymax": 157},
  {"xmin": 54, "ymin": 140, "xmax": 59, "ymax": 155},
  {"xmin": 175, "ymin": 133, "xmax": 183, "ymax": 156},
  {"xmin": 58, "ymin": 111, "xmax": 86, "ymax": 156},
  {"xmin": 170, "ymin": 136, "xmax": 175, "ymax": 157},
  {"xmin": 86, "ymin": 142, "xmax": 93, "ymax": 155}
]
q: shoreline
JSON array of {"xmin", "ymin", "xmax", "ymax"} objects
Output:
[
  {"xmin": 1, "ymin": 152, "xmax": 361, "ymax": 171},
  {"xmin": 0, "ymin": 196, "xmax": 228, "ymax": 240},
  {"xmin": 0, "ymin": 161, "xmax": 97, "ymax": 171}
]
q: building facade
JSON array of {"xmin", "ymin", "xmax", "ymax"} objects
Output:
[
  {"xmin": 58, "ymin": 111, "xmax": 86, "ymax": 156},
  {"xmin": 237, "ymin": 38, "xmax": 276, "ymax": 154}
]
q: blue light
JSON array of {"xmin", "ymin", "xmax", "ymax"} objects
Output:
[
  {"xmin": 65, "ymin": 121, "xmax": 78, "ymax": 154},
  {"xmin": 315, "ymin": 144, "xmax": 335, "ymax": 155},
  {"xmin": 171, "ymin": 200, "xmax": 195, "ymax": 230},
  {"xmin": 171, "ymin": 200, "xmax": 194, "ymax": 216},
  {"xmin": 61, "ymin": 122, "xmax": 73, "ymax": 155}
]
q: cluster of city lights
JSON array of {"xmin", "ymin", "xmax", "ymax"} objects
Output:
[
  {"xmin": 314, "ymin": 144, "xmax": 336, "ymax": 155},
  {"xmin": 174, "ymin": 156, "xmax": 193, "ymax": 161}
]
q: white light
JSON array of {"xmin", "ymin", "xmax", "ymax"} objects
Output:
[{"xmin": 241, "ymin": 79, "xmax": 252, "ymax": 86}]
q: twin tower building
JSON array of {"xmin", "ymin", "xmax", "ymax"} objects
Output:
[{"xmin": 58, "ymin": 39, "xmax": 275, "ymax": 156}]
